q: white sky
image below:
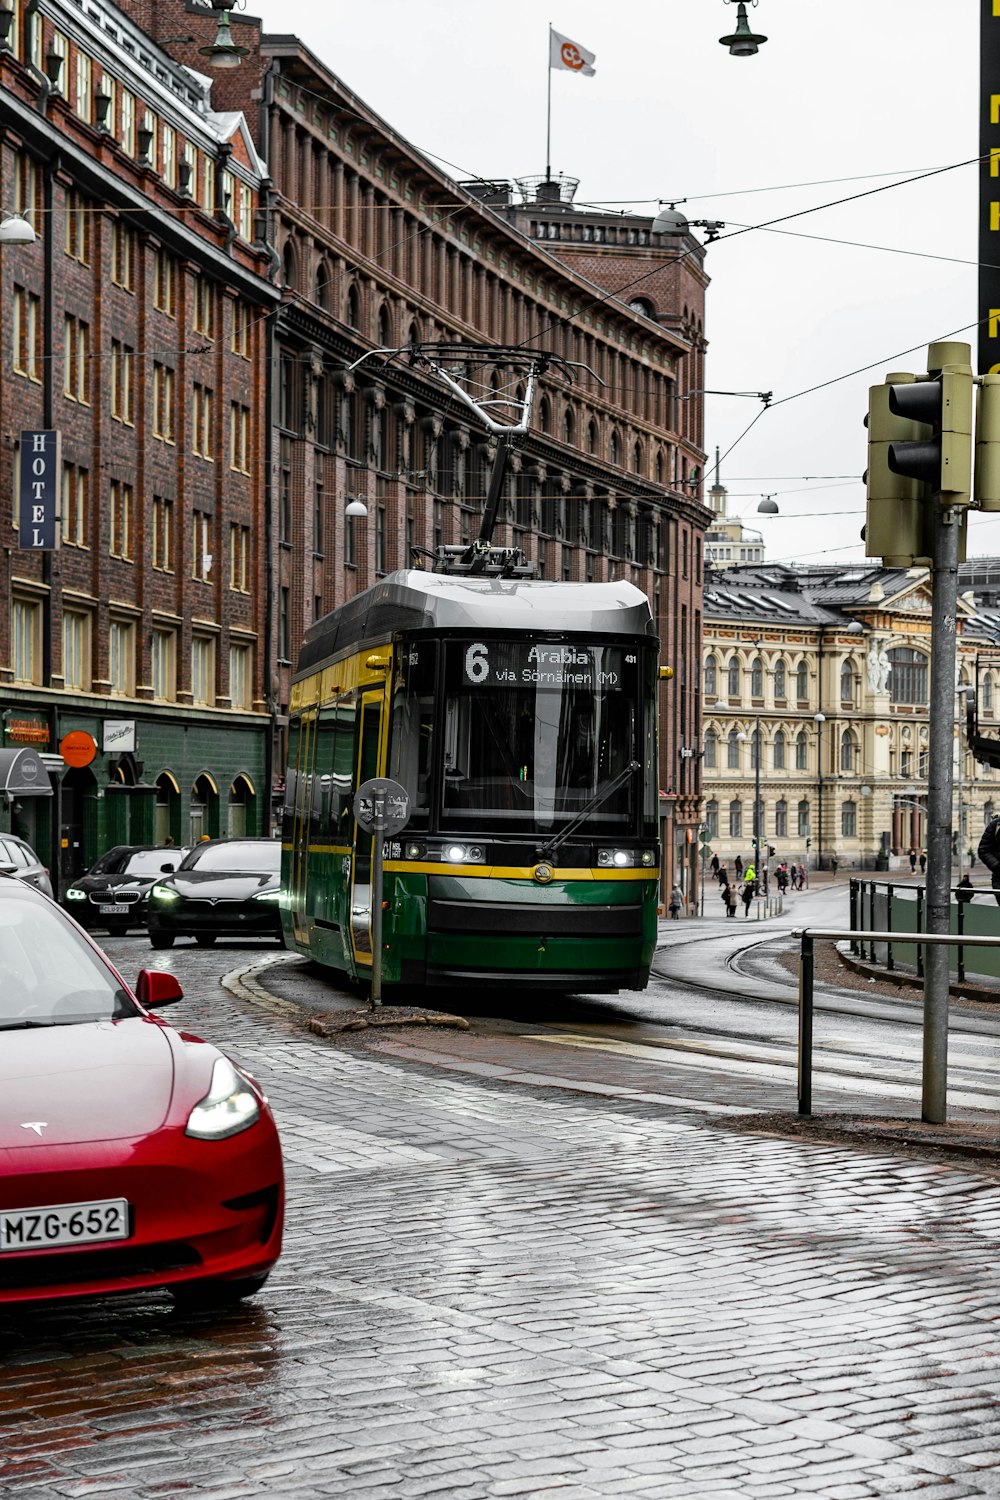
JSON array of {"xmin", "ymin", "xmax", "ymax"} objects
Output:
[{"xmin": 249, "ymin": 0, "xmax": 985, "ymax": 567}]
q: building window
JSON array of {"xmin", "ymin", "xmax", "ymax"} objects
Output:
[
  {"xmin": 279, "ymin": 435, "xmax": 293, "ymax": 541},
  {"xmin": 795, "ymin": 731, "xmax": 808, "ymax": 770},
  {"xmin": 108, "ymin": 619, "xmax": 135, "ymax": 697},
  {"xmin": 110, "ymin": 220, "xmax": 134, "ymax": 290},
  {"xmin": 773, "ymin": 730, "xmax": 786, "ymax": 770},
  {"xmin": 278, "ymin": 587, "xmax": 290, "ymax": 661},
  {"xmin": 11, "ymin": 598, "xmax": 41, "ymax": 684},
  {"xmin": 231, "ymin": 299, "xmax": 250, "ymax": 358},
  {"xmin": 62, "ymin": 609, "xmax": 90, "ymax": 691},
  {"xmin": 152, "ymin": 495, "xmax": 174, "ymax": 572},
  {"xmin": 162, "ymin": 125, "xmax": 176, "ymax": 189},
  {"xmin": 795, "ymin": 660, "xmax": 809, "ymax": 701},
  {"xmin": 64, "ymin": 188, "xmax": 90, "ymax": 263},
  {"xmin": 74, "ymin": 52, "xmax": 92, "ymax": 123},
  {"xmin": 729, "ymin": 800, "xmax": 742, "ymax": 838},
  {"xmin": 152, "ymin": 363, "xmax": 175, "ymax": 442},
  {"xmin": 773, "ymin": 659, "xmax": 786, "ymax": 700},
  {"xmin": 375, "ymin": 505, "xmax": 386, "ymax": 576},
  {"xmin": 110, "ymin": 340, "xmax": 134, "ymax": 425},
  {"xmin": 750, "ymin": 657, "xmax": 764, "ymax": 698},
  {"xmin": 842, "ymin": 800, "xmax": 857, "ymax": 837},
  {"xmin": 727, "ymin": 729, "xmax": 741, "ymax": 770},
  {"xmin": 63, "ymin": 316, "xmax": 90, "ymax": 404},
  {"xmin": 887, "ymin": 647, "xmax": 929, "ymax": 705},
  {"xmin": 201, "ymin": 155, "xmax": 215, "ymax": 214},
  {"xmin": 193, "ymin": 277, "xmax": 215, "ymax": 338},
  {"xmin": 192, "ymin": 384, "xmax": 214, "ymax": 458},
  {"xmin": 705, "ymin": 799, "xmax": 719, "ymax": 839},
  {"xmin": 61, "ymin": 463, "xmax": 89, "ymax": 547},
  {"xmin": 238, "ymin": 182, "xmax": 253, "ymax": 243},
  {"xmin": 120, "ymin": 89, "xmax": 135, "ymax": 156},
  {"xmin": 704, "ymin": 656, "xmax": 717, "ymax": 698},
  {"xmin": 984, "ymin": 674, "xmax": 994, "ymax": 715},
  {"xmin": 191, "ymin": 636, "xmax": 216, "ymax": 707},
  {"xmin": 841, "ymin": 660, "xmax": 854, "ymax": 705},
  {"xmin": 153, "ymin": 249, "xmax": 175, "ymax": 315},
  {"xmin": 192, "ymin": 510, "xmax": 212, "ymax": 582},
  {"xmin": 345, "ymin": 512, "xmax": 357, "ymax": 567},
  {"xmin": 313, "ymin": 478, "xmax": 324, "ymax": 555},
  {"xmin": 151, "ymin": 628, "xmax": 176, "ymax": 702},
  {"xmin": 229, "ymin": 644, "xmax": 252, "ymax": 711},
  {"xmin": 12, "ymin": 287, "xmax": 41, "ymax": 381},
  {"xmin": 798, "ymin": 799, "xmax": 810, "ymax": 838},
  {"xmin": 229, "ymin": 523, "xmax": 250, "ymax": 592},
  {"xmin": 775, "ymin": 799, "xmax": 788, "ymax": 838},
  {"xmin": 727, "ymin": 657, "xmax": 740, "ymax": 698},
  {"xmin": 840, "ymin": 731, "xmax": 854, "ymax": 773},
  {"xmin": 703, "ymin": 729, "xmax": 718, "ymax": 769},
  {"xmin": 109, "ymin": 480, "xmax": 134, "ymax": 560},
  {"xmin": 229, "ymin": 402, "xmax": 250, "ymax": 473}
]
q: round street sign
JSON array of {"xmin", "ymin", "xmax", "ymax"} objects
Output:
[
  {"xmin": 60, "ymin": 730, "xmax": 97, "ymax": 768},
  {"xmin": 354, "ymin": 777, "xmax": 410, "ymax": 836}
]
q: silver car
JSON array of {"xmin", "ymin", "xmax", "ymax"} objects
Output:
[{"xmin": 0, "ymin": 834, "xmax": 53, "ymax": 897}]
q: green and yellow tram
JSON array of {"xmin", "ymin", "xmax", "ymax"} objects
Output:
[{"xmin": 281, "ymin": 570, "xmax": 661, "ymax": 992}]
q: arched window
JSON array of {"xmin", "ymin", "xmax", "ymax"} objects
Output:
[
  {"xmin": 377, "ymin": 303, "xmax": 392, "ymax": 347},
  {"xmin": 727, "ymin": 657, "xmax": 741, "ymax": 697},
  {"xmin": 655, "ymin": 449, "xmax": 664, "ymax": 486},
  {"xmin": 773, "ymin": 658, "xmax": 786, "ymax": 700},
  {"xmin": 840, "ymin": 730, "xmax": 854, "ymax": 772},
  {"xmin": 539, "ymin": 396, "xmax": 551, "ymax": 434},
  {"xmin": 985, "ymin": 674, "xmax": 994, "ymax": 714},
  {"xmin": 798, "ymin": 799, "xmax": 810, "ymax": 838},
  {"xmin": 704, "ymin": 656, "xmax": 718, "ymax": 698},
  {"xmin": 563, "ymin": 408, "xmax": 574, "ymax": 446},
  {"xmin": 704, "ymin": 729, "xmax": 718, "ymax": 768},
  {"xmin": 729, "ymin": 799, "xmax": 742, "ymax": 838},
  {"xmin": 610, "ymin": 430, "xmax": 621, "ymax": 467},
  {"xmin": 750, "ymin": 657, "xmax": 764, "ymax": 698},
  {"xmin": 705, "ymin": 799, "xmax": 719, "ymax": 838},
  {"xmin": 587, "ymin": 419, "xmax": 598, "ymax": 455},
  {"xmin": 842, "ymin": 799, "xmax": 857, "ymax": 837},
  {"xmin": 773, "ymin": 730, "xmax": 786, "ymax": 770},
  {"xmin": 795, "ymin": 660, "xmax": 809, "ymax": 701},
  {"xmin": 775, "ymin": 798, "xmax": 788, "ymax": 837},
  {"xmin": 632, "ymin": 441, "xmax": 643, "ymax": 475},
  {"xmin": 316, "ymin": 261, "xmax": 333, "ymax": 311},
  {"xmin": 840, "ymin": 660, "xmax": 854, "ymax": 705},
  {"xmin": 887, "ymin": 647, "xmax": 928, "ymax": 705},
  {"xmin": 795, "ymin": 731, "xmax": 808, "ymax": 770},
  {"xmin": 346, "ymin": 283, "xmax": 360, "ymax": 330},
  {"xmin": 281, "ymin": 240, "xmax": 297, "ymax": 290},
  {"xmin": 228, "ymin": 774, "xmax": 255, "ymax": 838},
  {"xmin": 727, "ymin": 729, "xmax": 741, "ymax": 769}
]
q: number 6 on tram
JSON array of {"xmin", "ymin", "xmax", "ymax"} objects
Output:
[{"xmin": 281, "ymin": 570, "xmax": 661, "ymax": 993}]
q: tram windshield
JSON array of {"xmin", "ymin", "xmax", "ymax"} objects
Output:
[{"xmin": 435, "ymin": 638, "xmax": 655, "ymax": 835}]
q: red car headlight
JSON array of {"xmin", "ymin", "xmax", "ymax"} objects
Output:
[{"xmin": 185, "ymin": 1058, "xmax": 261, "ymax": 1141}]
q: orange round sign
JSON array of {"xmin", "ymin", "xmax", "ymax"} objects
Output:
[{"xmin": 60, "ymin": 730, "xmax": 97, "ymax": 768}]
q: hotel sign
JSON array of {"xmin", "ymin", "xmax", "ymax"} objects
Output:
[{"xmin": 17, "ymin": 430, "xmax": 60, "ymax": 550}]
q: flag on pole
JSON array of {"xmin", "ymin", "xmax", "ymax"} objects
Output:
[{"xmin": 549, "ymin": 28, "xmax": 596, "ymax": 76}]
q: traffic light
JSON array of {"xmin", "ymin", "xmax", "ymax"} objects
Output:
[
  {"xmin": 887, "ymin": 341, "xmax": 972, "ymax": 505},
  {"xmin": 865, "ymin": 372, "xmax": 933, "ymax": 567},
  {"xmin": 768, "ymin": 845, "xmax": 776, "ymax": 857},
  {"xmin": 975, "ymin": 374, "xmax": 1000, "ymax": 510}
]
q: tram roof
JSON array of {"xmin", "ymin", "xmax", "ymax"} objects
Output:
[{"xmin": 297, "ymin": 571, "xmax": 656, "ymax": 677}]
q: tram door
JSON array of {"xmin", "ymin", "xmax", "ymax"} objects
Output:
[
  {"xmin": 288, "ymin": 710, "xmax": 316, "ymax": 946},
  {"xmin": 348, "ymin": 695, "xmax": 384, "ymax": 968}
]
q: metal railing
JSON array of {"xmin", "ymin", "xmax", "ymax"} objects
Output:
[
  {"xmin": 849, "ymin": 878, "xmax": 999, "ymax": 985},
  {"xmin": 796, "ymin": 927, "xmax": 1000, "ymax": 1117}
]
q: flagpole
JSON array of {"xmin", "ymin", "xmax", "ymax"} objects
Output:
[{"xmin": 546, "ymin": 22, "xmax": 552, "ymax": 180}]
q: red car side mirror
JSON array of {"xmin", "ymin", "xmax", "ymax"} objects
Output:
[{"xmin": 135, "ymin": 969, "xmax": 184, "ymax": 1008}]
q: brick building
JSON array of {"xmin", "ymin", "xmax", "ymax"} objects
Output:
[{"xmin": 0, "ymin": 0, "xmax": 276, "ymax": 883}]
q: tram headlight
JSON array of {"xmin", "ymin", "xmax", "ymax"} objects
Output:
[
  {"xmin": 405, "ymin": 842, "xmax": 424, "ymax": 861},
  {"xmin": 640, "ymin": 850, "xmax": 656, "ymax": 867},
  {"xmin": 432, "ymin": 844, "xmax": 485, "ymax": 864},
  {"xmin": 597, "ymin": 849, "xmax": 633, "ymax": 868}
]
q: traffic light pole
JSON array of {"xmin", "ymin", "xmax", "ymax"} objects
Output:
[{"xmin": 922, "ymin": 504, "xmax": 961, "ymax": 1123}]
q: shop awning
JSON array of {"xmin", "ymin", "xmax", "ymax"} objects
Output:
[{"xmin": 0, "ymin": 747, "xmax": 53, "ymax": 797}]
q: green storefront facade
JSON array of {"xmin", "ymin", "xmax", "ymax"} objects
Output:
[{"xmin": 0, "ymin": 696, "xmax": 271, "ymax": 898}]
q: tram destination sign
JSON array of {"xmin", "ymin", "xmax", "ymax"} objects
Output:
[{"xmin": 461, "ymin": 641, "xmax": 627, "ymax": 690}]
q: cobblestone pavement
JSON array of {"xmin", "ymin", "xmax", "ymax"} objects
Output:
[{"xmin": 5, "ymin": 939, "xmax": 1000, "ymax": 1499}]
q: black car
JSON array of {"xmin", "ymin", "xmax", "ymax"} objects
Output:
[
  {"xmin": 146, "ymin": 839, "xmax": 283, "ymax": 949},
  {"xmin": 63, "ymin": 845, "xmax": 191, "ymax": 934}
]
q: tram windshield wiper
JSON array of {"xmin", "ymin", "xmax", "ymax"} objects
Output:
[{"xmin": 536, "ymin": 759, "xmax": 640, "ymax": 859}]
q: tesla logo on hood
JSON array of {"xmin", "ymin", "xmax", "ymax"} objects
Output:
[{"xmin": 20, "ymin": 1121, "xmax": 47, "ymax": 1136}]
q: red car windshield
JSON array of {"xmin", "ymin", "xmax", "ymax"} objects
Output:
[{"xmin": 0, "ymin": 890, "xmax": 136, "ymax": 1028}]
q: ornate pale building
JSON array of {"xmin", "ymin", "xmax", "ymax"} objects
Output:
[{"xmin": 701, "ymin": 563, "xmax": 998, "ymax": 875}]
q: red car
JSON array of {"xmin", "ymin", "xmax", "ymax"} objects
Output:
[{"xmin": 0, "ymin": 875, "xmax": 283, "ymax": 1306}]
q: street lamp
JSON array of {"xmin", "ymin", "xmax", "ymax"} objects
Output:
[
  {"xmin": 719, "ymin": 0, "xmax": 768, "ymax": 57},
  {"xmin": 814, "ymin": 711, "xmax": 826, "ymax": 870},
  {"xmin": 198, "ymin": 0, "xmax": 250, "ymax": 68}
]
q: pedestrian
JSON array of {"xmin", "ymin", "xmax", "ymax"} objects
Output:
[
  {"xmin": 717, "ymin": 864, "xmax": 728, "ymax": 885},
  {"xmin": 162, "ymin": 834, "xmax": 175, "ymax": 848},
  {"xmin": 734, "ymin": 854, "xmax": 743, "ymax": 879},
  {"xmin": 798, "ymin": 862, "xmax": 807, "ymax": 890},
  {"xmin": 776, "ymin": 865, "xmax": 788, "ymax": 894},
  {"xmin": 668, "ymin": 883, "xmax": 683, "ymax": 920},
  {"xmin": 956, "ymin": 873, "xmax": 974, "ymax": 905},
  {"xmin": 831, "ymin": 856, "xmax": 839, "ymax": 878},
  {"xmin": 741, "ymin": 879, "xmax": 754, "ymax": 917},
  {"xmin": 977, "ymin": 815, "xmax": 1000, "ymax": 906},
  {"xmin": 710, "ymin": 852, "xmax": 719, "ymax": 877},
  {"xmin": 790, "ymin": 864, "xmax": 798, "ymax": 891},
  {"xmin": 725, "ymin": 882, "xmax": 738, "ymax": 918},
  {"xmin": 919, "ymin": 850, "xmax": 927, "ymax": 875},
  {"xmin": 908, "ymin": 847, "xmax": 917, "ymax": 872}
]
